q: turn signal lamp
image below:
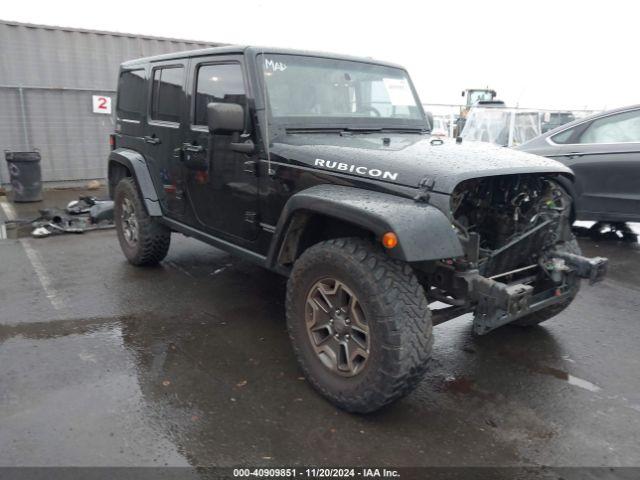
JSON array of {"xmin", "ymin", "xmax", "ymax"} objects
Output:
[{"xmin": 381, "ymin": 232, "xmax": 398, "ymax": 249}]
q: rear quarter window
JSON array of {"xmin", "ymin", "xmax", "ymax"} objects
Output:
[
  {"xmin": 116, "ymin": 69, "xmax": 146, "ymax": 120},
  {"xmin": 550, "ymin": 127, "xmax": 575, "ymax": 144}
]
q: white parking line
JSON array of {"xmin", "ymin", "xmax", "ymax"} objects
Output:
[
  {"xmin": 0, "ymin": 198, "xmax": 17, "ymax": 221},
  {"xmin": 0, "ymin": 199, "xmax": 16, "ymax": 240},
  {"xmin": 19, "ymin": 238, "xmax": 65, "ymax": 310},
  {"xmin": 1, "ymin": 198, "xmax": 65, "ymax": 309}
]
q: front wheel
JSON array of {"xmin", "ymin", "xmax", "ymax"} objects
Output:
[{"xmin": 286, "ymin": 238, "xmax": 433, "ymax": 413}]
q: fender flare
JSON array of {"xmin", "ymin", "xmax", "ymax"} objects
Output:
[
  {"xmin": 108, "ymin": 148, "xmax": 162, "ymax": 216},
  {"xmin": 267, "ymin": 184, "xmax": 463, "ymax": 266}
]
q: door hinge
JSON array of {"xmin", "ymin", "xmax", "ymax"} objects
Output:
[
  {"xmin": 244, "ymin": 211, "xmax": 258, "ymax": 224},
  {"xmin": 243, "ymin": 160, "xmax": 258, "ymax": 175}
]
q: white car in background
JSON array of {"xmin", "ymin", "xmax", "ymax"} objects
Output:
[{"xmin": 461, "ymin": 107, "xmax": 541, "ymax": 147}]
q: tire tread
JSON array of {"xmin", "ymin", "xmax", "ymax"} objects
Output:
[
  {"xmin": 115, "ymin": 178, "xmax": 170, "ymax": 266},
  {"xmin": 286, "ymin": 237, "xmax": 433, "ymax": 413}
]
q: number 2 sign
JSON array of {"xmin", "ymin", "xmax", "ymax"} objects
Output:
[{"xmin": 92, "ymin": 95, "xmax": 112, "ymax": 114}]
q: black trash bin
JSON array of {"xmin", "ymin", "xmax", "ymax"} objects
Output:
[{"xmin": 4, "ymin": 151, "xmax": 42, "ymax": 202}]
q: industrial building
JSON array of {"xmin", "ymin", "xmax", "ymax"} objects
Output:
[{"xmin": 0, "ymin": 19, "xmax": 220, "ymax": 186}]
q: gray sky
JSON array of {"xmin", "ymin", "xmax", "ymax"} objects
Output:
[{"xmin": 3, "ymin": 0, "xmax": 637, "ymax": 111}]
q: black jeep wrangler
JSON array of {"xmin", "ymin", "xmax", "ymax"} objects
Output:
[{"xmin": 108, "ymin": 46, "xmax": 607, "ymax": 413}]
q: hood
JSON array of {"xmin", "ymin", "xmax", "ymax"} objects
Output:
[{"xmin": 270, "ymin": 133, "xmax": 572, "ymax": 194}]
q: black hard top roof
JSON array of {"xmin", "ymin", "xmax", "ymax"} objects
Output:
[{"xmin": 120, "ymin": 45, "xmax": 405, "ymax": 70}]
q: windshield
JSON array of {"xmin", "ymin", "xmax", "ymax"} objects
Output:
[
  {"xmin": 468, "ymin": 90, "xmax": 494, "ymax": 105},
  {"xmin": 461, "ymin": 108, "xmax": 541, "ymax": 147},
  {"xmin": 260, "ymin": 54, "xmax": 426, "ymax": 129}
]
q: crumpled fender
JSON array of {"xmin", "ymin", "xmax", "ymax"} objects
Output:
[
  {"xmin": 108, "ymin": 148, "xmax": 162, "ymax": 216},
  {"xmin": 268, "ymin": 184, "xmax": 463, "ymax": 265}
]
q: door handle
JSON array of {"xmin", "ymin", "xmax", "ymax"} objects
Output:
[
  {"xmin": 230, "ymin": 140, "xmax": 255, "ymax": 154},
  {"xmin": 182, "ymin": 143, "xmax": 204, "ymax": 153},
  {"xmin": 144, "ymin": 135, "xmax": 161, "ymax": 145}
]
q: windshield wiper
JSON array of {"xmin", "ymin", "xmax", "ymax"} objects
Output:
[
  {"xmin": 285, "ymin": 127, "xmax": 343, "ymax": 134},
  {"xmin": 342, "ymin": 127, "xmax": 383, "ymax": 132},
  {"xmin": 285, "ymin": 126, "xmax": 383, "ymax": 135},
  {"xmin": 380, "ymin": 127, "xmax": 429, "ymax": 134},
  {"xmin": 285, "ymin": 126, "xmax": 429, "ymax": 135}
]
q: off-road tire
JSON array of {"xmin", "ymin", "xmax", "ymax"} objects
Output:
[
  {"xmin": 511, "ymin": 237, "xmax": 581, "ymax": 327},
  {"xmin": 286, "ymin": 237, "xmax": 433, "ymax": 413},
  {"xmin": 114, "ymin": 177, "xmax": 170, "ymax": 266}
]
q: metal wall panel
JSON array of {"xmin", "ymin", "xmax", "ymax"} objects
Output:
[
  {"xmin": 0, "ymin": 20, "xmax": 222, "ymax": 184},
  {"xmin": 0, "ymin": 21, "xmax": 218, "ymax": 89},
  {"xmin": 0, "ymin": 89, "xmax": 27, "ymax": 184},
  {"xmin": 21, "ymin": 88, "xmax": 117, "ymax": 181}
]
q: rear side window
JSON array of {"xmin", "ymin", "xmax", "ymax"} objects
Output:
[
  {"xmin": 150, "ymin": 66, "xmax": 184, "ymax": 123},
  {"xmin": 117, "ymin": 69, "xmax": 146, "ymax": 119},
  {"xmin": 579, "ymin": 110, "xmax": 640, "ymax": 144},
  {"xmin": 551, "ymin": 127, "xmax": 575, "ymax": 144},
  {"xmin": 194, "ymin": 63, "xmax": 246, "ymax": 125}
]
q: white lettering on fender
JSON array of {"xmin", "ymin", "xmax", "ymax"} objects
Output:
[{"xmin": 314, "ymin": 159, "xmax": 399, "ymax": 182}]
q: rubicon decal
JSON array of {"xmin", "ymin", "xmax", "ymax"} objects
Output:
[{"xmin": 314, "ymin": 159, "xmax": 399, "ymax": 181}]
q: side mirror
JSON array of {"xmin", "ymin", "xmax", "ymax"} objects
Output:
[
  {"xmin": 207, "ymin": 102, "xmax": 244, "ymax": 133},
  {"xmin": 425, "ymin": 111, "xmax": 434, "ymax": 131}
]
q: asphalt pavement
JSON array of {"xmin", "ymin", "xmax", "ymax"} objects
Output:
[{"xmin": 0, "ymin": 193, "xmax": 639, "ymax": 468}]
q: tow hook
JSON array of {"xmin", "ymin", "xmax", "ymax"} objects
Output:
[
  {"xmin": 549, "ymin": 251, "xmax": 608, "ymax": 285},
  {"xmin": 544, "ymin": 257, "xmax": 570, "ymax": 284}
]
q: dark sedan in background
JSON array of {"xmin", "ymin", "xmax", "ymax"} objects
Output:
[{"xmin": 517, "ymin": 105, "xmax": 640, "ymax": 223}]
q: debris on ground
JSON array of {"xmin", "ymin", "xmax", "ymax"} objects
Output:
[
  {"xmin": 86, "ymin": 180, "xmax": 102, "ymax": 190},
  {"xmin": 26, "ymin": 196, "xmax": 115, "ymax": 238}
]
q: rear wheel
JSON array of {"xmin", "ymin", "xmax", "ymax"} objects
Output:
[
  {"xmin": 511, "ymin": 237, "xmax": 581, "ymax": 327},
  {"xmin": 114, "ymin": 177, "xmax": 170, "ymax": 266},
  {"xmin": 286, "ymin": 237, "xmax": 433, "ymax": 413}
]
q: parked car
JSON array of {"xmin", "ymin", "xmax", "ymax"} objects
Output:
[
  {"xmin": 517, "ymin": 105, "xmax": 640, "ymax": 223},
  {"xmin": 108, "ymin": 46, "xmax": 607, "ymax": 413}
]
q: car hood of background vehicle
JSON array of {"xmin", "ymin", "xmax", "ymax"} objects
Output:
[{"xmin": 270, "ymin": 133, "xmax": 573, "ymax": 193}]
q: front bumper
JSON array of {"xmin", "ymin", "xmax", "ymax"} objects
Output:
[{"xmin": 465, "ymin": 252, "xmax": 608, "ymax": 335}]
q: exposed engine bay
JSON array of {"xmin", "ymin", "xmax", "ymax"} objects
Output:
[
  {"xmin": 451, "ymin": 174, "xmax": 572, "ymax": 277},
  {"xmin": 421, "ymin": 173, "xmax": 606, "ymax": 335}
]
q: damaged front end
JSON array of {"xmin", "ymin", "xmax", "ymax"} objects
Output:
[{"xmin": 425, "ymin": 174, "xmax": 608, "ymax": 334}]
